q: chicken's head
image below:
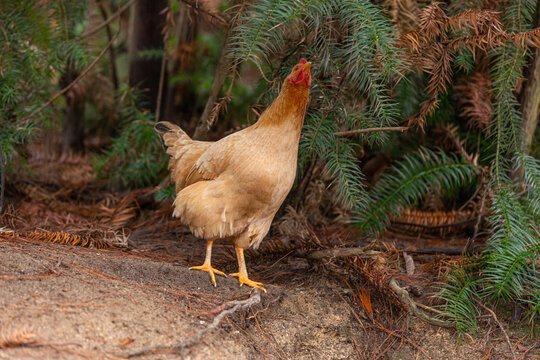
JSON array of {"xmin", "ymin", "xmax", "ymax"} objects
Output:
[{"xmin": 288, "ymin": 58, "xmax": 311, "ymax": 88}]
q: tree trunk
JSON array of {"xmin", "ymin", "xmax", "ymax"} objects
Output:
[
  {"xmin": 61, "ymin": 67, "xmax": 86, "ymax": 154},
  {"xmin": 163, "ymin": 3, "xmax": 198, "ymax": 125},
  {"xmin": 192, "ymin": 26, "xmax": 233, "ymax": 140},
  {"xmin": 128, "ymin": 0, "xmax": 168, "ymax": 112},
  {"xmin": 520, "ymin": 0, "xmax": 540, "ymax": 152}
]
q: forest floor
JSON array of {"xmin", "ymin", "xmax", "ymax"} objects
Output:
[
  {"xmin": 1, "ymin": 217, "xmax": 538, "ymax": 359},
  {"xmin": 0, "ymin": 153, "xmax": 538, "ymax": 360}
]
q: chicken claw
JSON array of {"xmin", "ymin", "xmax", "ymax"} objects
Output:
[
  {"xmin": 231, "ymin": 245, "xmax": 267, "ymax": 292},
  {"xmin": 230, "ymin": 272, "xmax": 266, "ymax": 292},
  {"xmin": 189, "ymin": 239, "xmax": 225, "ymax": 286},
  {"xmin": 190, "ymin": 264, "xmax": 226, "ymax": 286}
]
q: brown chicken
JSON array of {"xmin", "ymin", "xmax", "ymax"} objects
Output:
[{"xmin": 155, "ymin": 59, "xmax": 312, "ymax": 291}]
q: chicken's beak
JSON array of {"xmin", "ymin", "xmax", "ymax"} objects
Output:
[{"xmin": 302, "ymin": 62, "xmax": 311, "ymax": 72}]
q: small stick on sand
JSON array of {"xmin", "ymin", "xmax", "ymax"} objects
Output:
[{"xmin": 118, "ymin": 289, "xmax": 262, "ymax": 359}]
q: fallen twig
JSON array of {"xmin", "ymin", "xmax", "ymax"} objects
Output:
[
  {"xmin": 119, "ymin": 289, "xmax": 262, "ymax": 359},
  {"xmin": 476, "ymin": 300, "xmax": 517, "ymax": 360},
  {"xmin": 389, "ymin": 279, "xmax": 455, "ymax": 329},
  {"xmin": 402, "ymin": 247, "xmax": 482, "ymax": 255},
  {"xmin": 334, "ymin": 126, "xmax": 408, "ymax": 137},
  {"xmin": 307, "ymin": 247, "xmax": 381, "ymax": 260}
]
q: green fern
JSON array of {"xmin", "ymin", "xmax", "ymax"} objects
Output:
[
  {"xmin": 228, "ymin": 0, "xmax": 314, "ymax": 66},
  {"xmin": 483, "ymin": 188, "xmax": 540, "ymax": 300},
  {"xmin": 515, "ymin": 153, "xmax": 540, "ymax": 216},
  {"xmin": 0, "ymin": 0, "xmax": 89, "ymax": 163},
  {"xmin": 92, "ymin": 86, "xmax": 168, "ymax": 188},
  {"xmin": 437, "ymin": 266, "xmax": 480, "ymax": 334},
  {"xmin": 229, "ymin": 0, "xmax": 407, "ymax": 215},
  {"xmin": 299, "ymin": 109, "xmax": 367, "ymax": 209},
  {"xmin": 355, "ymin": 148, "xmax": 479, "ymax": 233}
]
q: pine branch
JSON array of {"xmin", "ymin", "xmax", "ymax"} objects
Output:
[
  {"xmin": 20, "ymin": 25, "xmax": 121, "ymax": 125},
  {"xmin": 82, "ymin": 0, "xmax": 135, "ymax": 38}
]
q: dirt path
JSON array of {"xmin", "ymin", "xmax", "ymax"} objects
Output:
[{"xmin": 0, "ymin": 233, "xmax": 533, "ymax": 359}]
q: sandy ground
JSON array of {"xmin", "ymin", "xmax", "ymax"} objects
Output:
[{"xmin": 0, "ymin": 232, "xmax": 537, "ymax": 360}]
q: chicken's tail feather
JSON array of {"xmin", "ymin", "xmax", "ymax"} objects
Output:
[
  {"xmin": 155, "ymin": 121, "xmax": 212, "ymax": 191},
  {"xmin": 155, "ymin": 121, "xmax": 190, "ymax": 152}
]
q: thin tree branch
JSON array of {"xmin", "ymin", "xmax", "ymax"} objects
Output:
[
  {"xmin": 82, "ymin": 0, "xmax": 135, "ymax": 38},
  {"xmin": 20, "ymin": 26, "xmax": 121, "ymax": 125},
  {"xmin": 119, "ymin": 289, "xmax": 262, "ymax": 359},
  {"xmin": 475, "ymin": 300, "xmax": 517, "ymax": 360},
  {"xmin": 155, "ymin": 6, "xmax": 172, "ymax": 122},
  {"xmin": 334, "ymin": 126, "xmax": 409, "ymax": 137},
  {"xmin": 97, "ymin": 1, "xmax": 119, "ymax": 90},
  {"xmin": 466, "ymin": 187, "xmax": 488, "ymax": 254},
  {"xmin": 178, "ymin": 0, "xmax": 227, "ymax": 25},
  {"xmin": 192, "ymin": 19, "xmax": 236, "ymax": 139}
]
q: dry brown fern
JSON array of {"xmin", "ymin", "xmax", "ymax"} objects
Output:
[
  {"xmin": 0, "ymin": 326, "xmax": 41, "ymax": 349},
  {"xmin": 98, "ymin": 192, "xmax": 140, "ymax": 230},
  {"xmin": 455, "ymin": 71, "xmax": 492, "ymax": 133},
  {"xmin": 432, "ymin": 124, "xmax": 479, "ymax": 165},
  {"xmin": 391, "ymin": 208, "xmax": 475, "ymax": 235},
  {"xmin": 385, "ymin": 0, "xmax": 420, "ymax": 35},
  {"xmin": 400, "ymin": 2, "xmax": 540, "ymax": 128},
  {"xmin": 0, "ymin": 228, "xmax": 127, "ymax": 249}
]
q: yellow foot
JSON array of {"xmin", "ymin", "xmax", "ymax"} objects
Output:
[
  {"xmin": 190, "ymin": 264, "xmax": 226, "ymax": 286},
  {"xmin": 230, "ymin": 273, "xmax": 267, "ymax": 292}
]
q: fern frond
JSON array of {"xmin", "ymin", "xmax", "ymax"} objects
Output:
[
  {"xmin": 92, "ymin": 86, "xmax": 167, "ymax": 188},
  {"xmin": 521, "ymin": 273, "xmax": 540, "ymax": 323},
  {"xmin": 355, "ymin": 148, "xmax": 479, "ymax": 234},
  {"xmin": 489, "ymin": 42, "xmax": 525, "ymax": 184},
  {"xmin": 322, "ymin": 139, "xmax": 367, "ymax": 210},
  {"xmin": 483, "ymin": 188, "xmax": 540, "ymax": 300},
  {"xmin": 300, "ymin": 109, "xmax": 367, "ymax": 210},
  {"xmin": 437, "ymin": 266, "xmax": 479, "ymax": 334},
  {"xmin": 454, "ymin": 72, "xmax": 492, "ymax": 133},
  {"xmin": 338, "ymin": 0, "xmax": 405, "ymax": 141},
  {"xmin": 228, "ymin": 0, "xmax": 314, "ymax": 66}
]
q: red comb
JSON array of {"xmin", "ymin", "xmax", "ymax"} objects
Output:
[{"xmin": 299, "ymin": 58, "xmax": 307, "ymax": 64}]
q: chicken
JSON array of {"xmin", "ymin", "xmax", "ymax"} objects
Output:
[{"xmin": 155, "ymin": 59, "xmax": 312, "ymax": 291}]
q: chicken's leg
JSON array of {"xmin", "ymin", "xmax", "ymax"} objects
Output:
[
  {"xmin": 230, "ymin": 245, "xmax": 266, "ymax": 292},
  {"xmin": 190, "ymin": 240, "xmax": 226, "ymax": 286}
]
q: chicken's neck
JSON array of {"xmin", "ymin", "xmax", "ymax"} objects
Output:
[{"xmin": 254, "ymin": 85, "xmax": 309, "ymax": 133}]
